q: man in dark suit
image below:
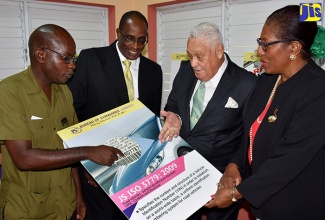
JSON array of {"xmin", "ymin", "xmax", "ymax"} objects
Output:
[
  {"xmin": 158, "ymin": 22, "xmax": 256, "ymax": 220},
  {"xmin": 68, "ymin": 11, "xmax": 162, "ymax": 220}
]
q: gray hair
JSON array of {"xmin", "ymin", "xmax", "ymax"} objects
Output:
[{"xmin": 189, "ymin": 22, "xmax": 223, "ymax": 48}]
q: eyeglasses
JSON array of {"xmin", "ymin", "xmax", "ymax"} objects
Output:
[
  {"xmin": 257, "ymin": 38, "xmax": 293, "ymax": 52},
  {"xmin": 42, "ymin": 47, "xmax": 78, "ymax": 64},
  {"xmin": 118, "ymin": 29, "xmax": 147, "ymax": 45}
]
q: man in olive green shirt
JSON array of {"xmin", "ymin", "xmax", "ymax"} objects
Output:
[{"xmin": 0, "ymin": 24, "xmax": 123, "ymax": 219}]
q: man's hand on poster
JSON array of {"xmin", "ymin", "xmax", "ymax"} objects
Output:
[{"xmin": 158, "ymin": 111, "xmax": 181, "ymax": 143}]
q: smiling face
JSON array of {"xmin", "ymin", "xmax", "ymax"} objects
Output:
[
  {"xmin": 117, "ymin": 16, "xmax": 147, "ymax": 60},
  {"xmin": 187, "ymin": 37, "xmax": 224, "ymax": 82},
  {"xmin": 257, "ymin": 23, "xmax": 293, "ymax": 75}
]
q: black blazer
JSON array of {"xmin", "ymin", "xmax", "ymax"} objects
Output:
[
  {"xmin": 68, "ymin": 41, "xmax": 162, "ymax": 121},
  {"xmin": 233, "ymin": 60, "xmax": 325, "ymax": 219},
  {"xmin": 165, "ymin": 54, "xmax": 257, "ymax": 173}
]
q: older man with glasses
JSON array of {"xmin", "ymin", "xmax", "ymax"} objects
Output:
[{"xmin": 67, "ymin": 10, "xmax": 163, "ymax": 220}]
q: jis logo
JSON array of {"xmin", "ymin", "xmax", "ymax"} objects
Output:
[{"xmin": 300, "ymin": 3, "xmax": 322, "ymax": 21}]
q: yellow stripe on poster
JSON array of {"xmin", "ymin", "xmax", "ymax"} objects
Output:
[{"xmin": 57, "ymin": 100, "xmax": 144, "ymax": 140}]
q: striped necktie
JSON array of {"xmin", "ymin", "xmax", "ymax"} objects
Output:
[
  {"xmin": 190, "ymin": 81, "xmax": 206, "ymax": 129},
  {"xmin": 122, "ymin": 60, "xmax": 134, "ymax": 101}
]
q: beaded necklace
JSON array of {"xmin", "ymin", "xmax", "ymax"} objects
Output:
[{"xmin": 249, "ymin": 75, "xmax": 282, "ymax": 165}]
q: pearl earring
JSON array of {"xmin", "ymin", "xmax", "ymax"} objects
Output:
[{"xmin": 289, "ymin": 54, "xmax": 296, "ymax": 60}]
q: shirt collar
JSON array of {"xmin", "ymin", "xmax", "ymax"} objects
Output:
[
  {"xmin": 208, "ymin": 54, "xmax": 228, "ymax": 87},
  {"xmin": 25, "ymin": 66, "xmax": 42, "ymax": 94},
  {"xmin": 25, "ymin": 66, "xmax": 60, "ymax": 96}
]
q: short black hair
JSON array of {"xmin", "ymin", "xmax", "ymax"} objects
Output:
[
  {"xmin": 266, "ymin": 5, "xmax": 317, "ymax": 59},
  {"xmin": 119, "ymin": 11, "xmax": 148, "ymax": 31}
]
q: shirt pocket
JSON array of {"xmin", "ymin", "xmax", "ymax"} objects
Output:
[{"xmin": 27, "ymin": 117, "xmax": 50, "ymax": 149}]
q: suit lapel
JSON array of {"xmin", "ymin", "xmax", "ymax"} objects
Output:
[
  {"xmin": 137, "ymin": 55, "xmax": 146, "ymax": 99},
  {"xmin": 245, "ymin": 75, "xmax": 277, "ymax": 130},
  {"xmin": 203, "ymin": 70, "xmax": 233, "ymax": 118},
  {"xmin": 105, "ymin": 41, "xmax": 130, "ymax": 103},
  {"xmin": 192, "ymin": 62, "xmax": 234, "ymax": 131},
  {"xmin": 184, "ymin": 74, "xmax": 199, "ymax": 132}
]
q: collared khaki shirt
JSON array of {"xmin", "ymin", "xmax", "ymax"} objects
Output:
[{"xmin": 0, "ymin": 66, "xmax": 78, "ymax": 219}]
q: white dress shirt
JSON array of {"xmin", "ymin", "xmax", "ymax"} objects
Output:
[
  {"xmin": 190, "ymin": 54, "xmax": 228, "ymax": 113},
  {"xmin": 116, "ymin": 42, "xmax": 140, "ymax": 99}
]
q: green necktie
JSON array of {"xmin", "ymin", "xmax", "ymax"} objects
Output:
[
  {"xmin": 190, "ymin": 81, "xmax": 206, "ymax": 130},
  {"xmin": 122, "ymin": 60, "xmax": 134, "ymax": 101}
]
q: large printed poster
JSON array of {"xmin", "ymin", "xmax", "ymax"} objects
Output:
[{"xmin": 57, "ymin": 100, "xmax": 222, "ymax": 220}]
